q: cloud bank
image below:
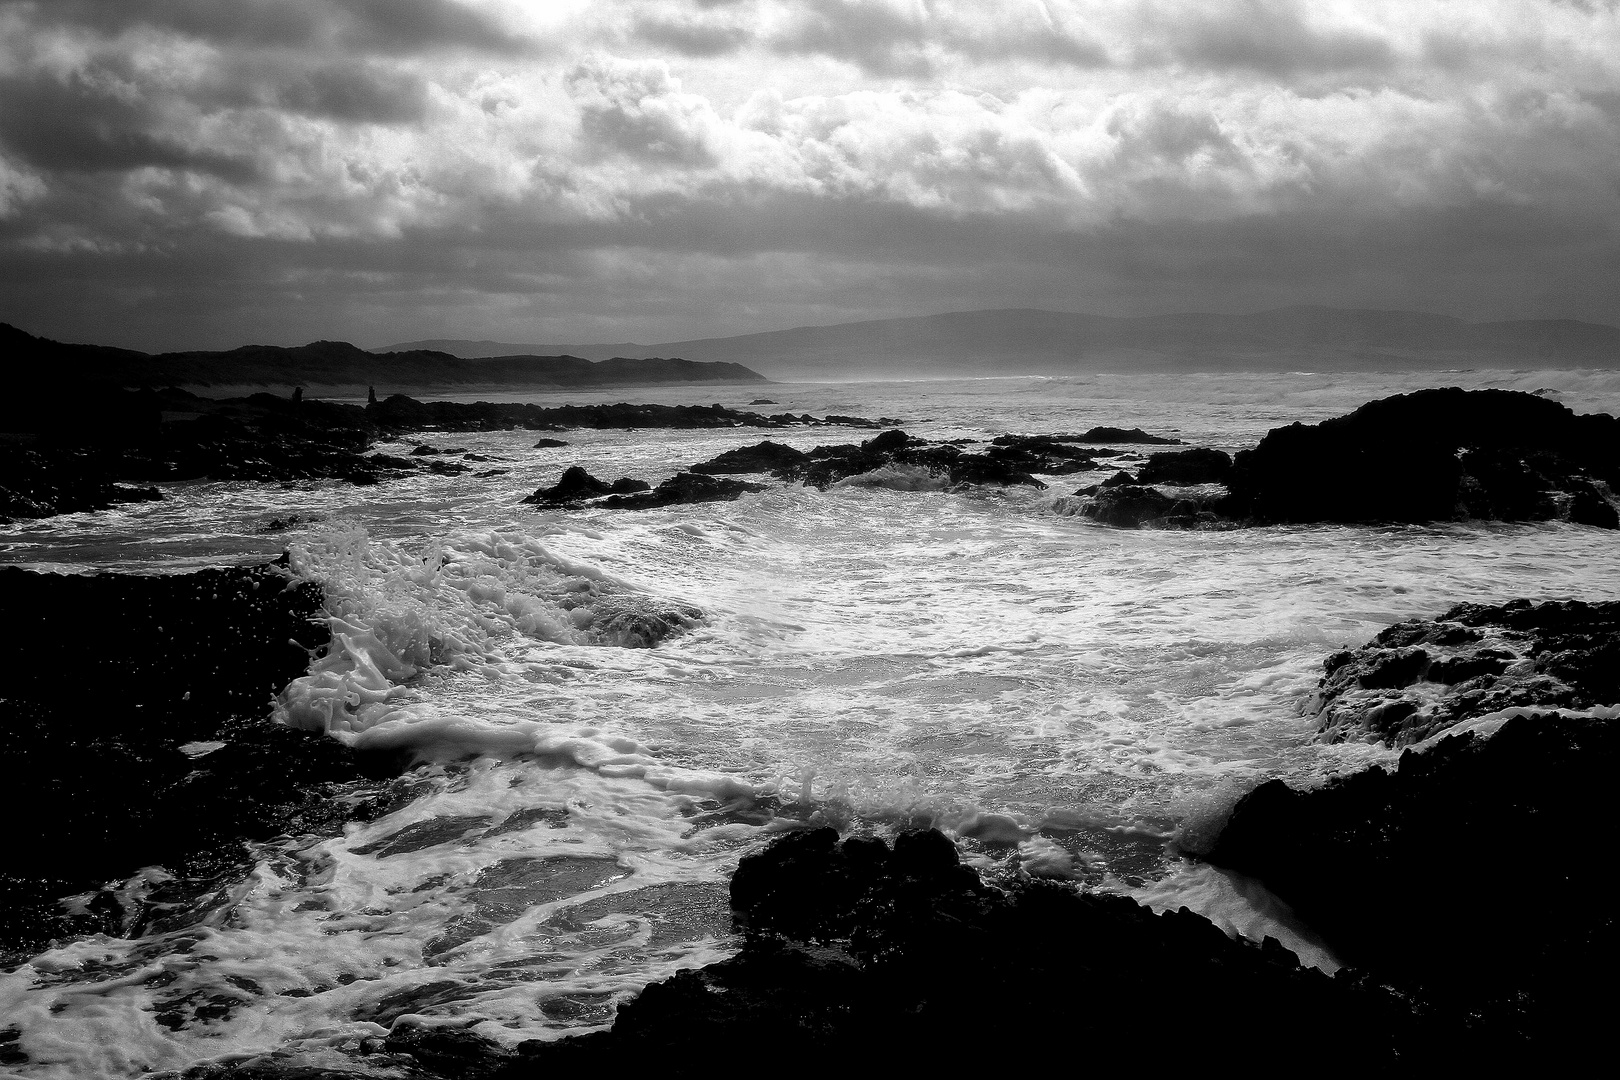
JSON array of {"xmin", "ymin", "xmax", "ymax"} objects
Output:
[{"xmin": 0, "ymin": 0, "xmax": 1616, "ymax": 349}]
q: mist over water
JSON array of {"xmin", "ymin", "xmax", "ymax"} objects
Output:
[{"xmin": 4, "ymin": 370, "xmax": 1619, "ymax": 1077}]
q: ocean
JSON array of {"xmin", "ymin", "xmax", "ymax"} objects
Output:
[{"xmin": 3, "ymin": 369, "xmax": 1619, "ymax": 1078}]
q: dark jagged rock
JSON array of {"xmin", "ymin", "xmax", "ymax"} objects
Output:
[
  {"xmin": 689, "ymin": 440, "xmax": 809, "ymax": 474},
  {"xmin": 0, "ymin": 560, "xmax": 406, "ymax": 959},
  {"xmin": 532, "ymin": 438, "xmax": 569, "ymax": 448},
  {"xmin": 748, "ymin": 398, "xmax": 778, "ymax": 406},
  {"xmin": 503, "ymin": 828, "xmax": 1412, "ymax": 1075},
  {"xmin": 522, "ymin": 466, "xmax": 613, "ymax": 506},
  {"xmin": 1204, "ymin": 712, "xmax": 1616, "ymax": 1066},
  {"xmin": 984, "ymin": 434, "xmax": 1106, "ymax": 474},
  {"xmin": 1222, "ymin": 387, "xmax": 1620, "ymax": 526},
  {"xmin": 1137, "ymin": 447, "xmax": 1233, "ymax": 485},
  {"xmin": 608, "ymin": 477, "xmax": 650, "ymax": 494},
  {"xmin": 368, "ymin": 396, "xmax": 883, "ymax": 435},
  {"xmin": 1099, "ymin": 469, "xmax": 1137, "ymax": 487},
  {"xmin": 1306, "ymin": 598, "xmax": 1620, "ymax": 745},
  {"xmin": 1074, "ymin": 426, "xmax": 1182, "ymax": 444},
  {"xmin": 0, "ymin": 388, "xmax": 426, "ymax": 521},
  {"xmin": 1078, "ymin": 485, "xmax": 1216, "ymax": 528},
  {"xmin": 776, "ymin": 430, "xmax": 1047, "ymax": 491},
  {"xmin": 599, "ymin": 472, "xmax": 767, "ymax": 509}
]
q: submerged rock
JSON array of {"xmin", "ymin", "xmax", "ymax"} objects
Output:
[
  {"xmin": 1077, "ymin": 484, "xmax": 1219, "ymax": 528},
  {"xmin": 1223, "ymin": 387, "xmax": 1620, "ymax": 526},
  {"xmin": 1203, "ymin": 711, "xmax": 1616, "ymax": 1066},
  {"xmin": 1306, "ymin": 598, "xmax": 1620, "ymax": 745}
]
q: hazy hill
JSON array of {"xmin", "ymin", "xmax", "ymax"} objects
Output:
[
  {"xmin": 406, "ymin": 306, "xmax": 1620, "ymax": 378},
  {"xmin": 1, "ymin": 324, "xmax": 765, "ymax": 391},
  {"xmin": 377, "ymin": 338, "xmax": 646, "ymax": 359}
]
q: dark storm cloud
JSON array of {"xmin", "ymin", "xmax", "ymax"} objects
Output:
[
  {"xmin": 219, "ymin": 62, "xmax": 432, "ymax": 126},
  {"xmin": 10, "ymin": 0, "xmax": 534, "ymax": 55},
  {"xmin": 764, "ymin": 0, "xmax": 1109, "ymax": 76},
  {"xmin": 1139, "ymin": 0, "xmax": 1395, "ymax": 75},
  {"xmin": 0, "ymin": 72, "xmax": 261, "ymax": 181},
  {"xmin": 0, "ymin": 0, "xmax": 1616, "ymax": 350}
]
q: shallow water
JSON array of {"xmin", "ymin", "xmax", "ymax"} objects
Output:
[{"xmin": 3, "ymin": 370, "xmax": 1618, "ymax": 1077}]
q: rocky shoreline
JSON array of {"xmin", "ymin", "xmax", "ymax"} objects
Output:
[
  {"xmin": 6, "ymin": 385, "xmax": 1616, "ymax": 530},
  {"xmin": 1, "ymin": 559, "xmax": 1609, "ymax": 1074},
  {"xmin": 0, "ymin": 560, "xmax": 408, "ymax": 960},
  {"xmin": 0, "ymin": 387, "xmax": 894, "ymax": 522},
  {"xmin": 521, "ymin": 388, "xmax": 1620, "ymax": 528}
]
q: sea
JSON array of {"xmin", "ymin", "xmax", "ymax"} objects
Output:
[{"xmin": 2, "ymin": 369, "xmax": 1618, "ymax": 1078}]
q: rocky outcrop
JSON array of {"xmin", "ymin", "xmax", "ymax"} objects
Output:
[
  {"xmin": 1076, "ymin": 485, "xmax": 1223, "ymax": 528},
  {"xmin": 1223, "ymin": 388, "xmax": 1620, "ymax": 527},
  {"xmin": 984, "ymin": 434, "xmax": 1120, "ymax": 474},
  {"xmin": 1203, "ymin": 712, "xmax": 1615, "ymax": 1065},
  {"xmin": 689, "ymin": 440, "xmax": 809, "ymax": 474},
  {"xmin": 498, "ymin": 828, "xmax": 1412, "ymax": 1075},
  {"xmin": 368, "ymin": 396, "xmax": 889, "ymax": 434},
  {"xmin": 0, "ymin": 561, "xmax": 406, "ymax": 958},
  {"xmin": 1071, "ymin": 425, "xmax": 1182, "ymax": 444},
  {"xmin": 1137, "ymin": 447, "xmax": 1233, "ymax": 485},
  {"xmin": 0, "ymin": 388, "xmax": 428, "ymax": 521},
  {"xmin": 776, "ymin": 429, "xmax": 1047, "ymax": 490},
  {"xmin": 1306, "ymin": 598, "xmax": 1620, "ymax": 745},
  {"xmin": 523, "ymin": 468, "xmax": 657, "ymax": 506},
  {"xmin": 599, "ymin": 472, "xmax": 768, "ymax": 509}
]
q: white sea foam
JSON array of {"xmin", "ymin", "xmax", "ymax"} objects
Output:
[{"xmin": 5, "ymin": 372, "xmax": 1620, "ymax": 1077}]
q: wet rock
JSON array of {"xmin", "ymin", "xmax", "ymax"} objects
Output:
[
  {"xmin": 1223, "ymin": 388, "xmax": 1620, "ymax": 526},
  {"xmin": 508, "ymin": 828, "xmax": 1413, "ymax": 1074},
  {"xmin": 689, "ymin": 440, "xmax": 809, "ymax": 474},
  {"xmin": 1099, "ymin": 469, "xmax": 1138, "ymax": 487},
  {"xmin": 371, "ymin": 396, "xmax": 885, "ymax": 433},
  {"xmin": 985, "ymin": 434, "xmax": 1105, "ymax": 474},
  {"xmin": 532, "ymin": 438, "xmax": 569, "ymax": 448},
  {"xmin": 1137, "ymin": 447, "xmax": 1233, "ymax": 485},
  {"xmin": 1204, "ymin": 711, "xmax": 1617, "ymax": 1067},
  {"xmin": 1078, "ymin": 485, "xmax": 1177, "ymax": 527},
  {"xmin": 748, "ymin": 398, "xmax": 778, "ymax": 406},
  {"xmin": 0, "ymin": 560, "xmax": 406, "ymax": 957},
  {"xmin": 608, "ymin": 476, "xmax": 650, "ymax": 494},
  {"xmin": 779, "ymin": 431, "xmax": 1046, "ymax": 491},
  {"xmin": 522, "ymin": 466, "xmax": 613, "ymax": 506},
  {"xmin": 599, "ymin": 472, "xmax": 768, "ymax": 509},
  {"xmin": 1073, "ymin": 426, "xmax": 1182, "ymax": 444},
  {"xmin": 1307, "ymin": 598, "xmax": 1620, "ymax": 745}
]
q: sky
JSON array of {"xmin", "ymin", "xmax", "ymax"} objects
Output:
[{"xmin": 0, "ymin": 0, "xmax": 1617, "ymax": 351}]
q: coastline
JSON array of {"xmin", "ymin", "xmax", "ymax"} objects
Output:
[{"xmin": 3, "ymin": 557, "xmax": 1611, "ymax": 1074}]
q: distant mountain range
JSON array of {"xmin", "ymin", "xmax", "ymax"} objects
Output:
[
  {"xmin": 1, "ymin": 324, "xmax": 765, "ymax": 391},
  {"xmin": 378, "ymin": 306, "xmax": 1620, "ymax": 378}
]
